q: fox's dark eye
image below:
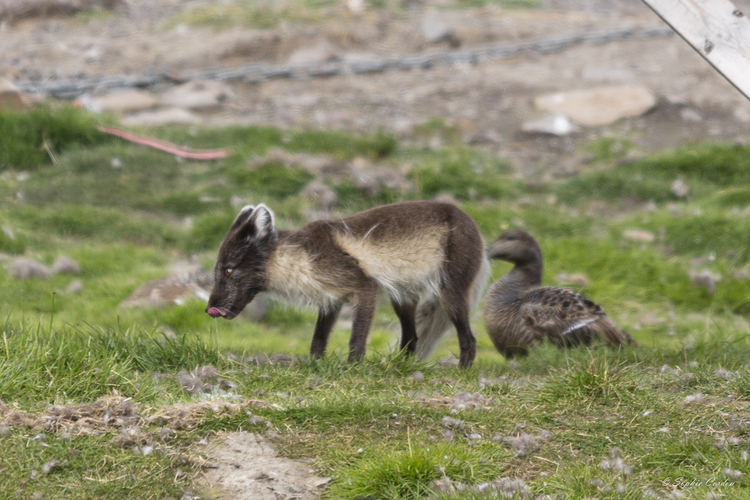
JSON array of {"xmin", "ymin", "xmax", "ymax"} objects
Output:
[
  {"xmin": 225, "ymin": 268, "xmax": 233, "ymax": 277},
  {"xmin": 506, "ymin": 236, "xmax": 516, "ymax": 241}
]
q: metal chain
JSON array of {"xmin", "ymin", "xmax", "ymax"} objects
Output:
[{"xmin": 14, "ymin": 24, "xmax": 674, "ymax": 98}]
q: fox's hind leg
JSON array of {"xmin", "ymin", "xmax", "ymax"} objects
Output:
[
  {"xmin": 310, "ymin": 303, "xmax": 342, "ymax": 359},
  {"xmin": 347, "ymin": 280, "xmax": 379, "ymax": 363},
  {"xmin": 440, "ymin": 234, "xmax": 482, "ymax": 369},
  {"xmin": 443, "ymin": 295, "xmax": 476, "ymax": 368},
  {"xmin": 391, "ymin": 297, "xmax": 418, "ymax": 356}
]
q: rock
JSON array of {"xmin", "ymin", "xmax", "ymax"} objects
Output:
[
  {"xmin": 0, "ymin": 79, "xmax": 25, "ymax": 110},
  {"xmin": 286, "ymin": 40, "xmax": 341, "ymax": 67},
  {"xmin": 521, "ymin": 114, "xmax": 577, "ymax": 136},
  {"xmin": 346, "ymin": 0, "xmax": 365, "ymax": 13},
  {"xmin": 535, "ymin": 85, "xmax": 657, "ymax": 127},
  {"xmin": 85, "ymin": 47, "xmax": 102, "ymax": 63},
  {"xmin": 421, "ymin": 12, "xmax": 460, "ymax": 46},
  {"xmin": 690, "ymin": 270, "xmax": 720, "ymax": 294},
  {"xmin": 66, "ymin": 280, "xmax": 84, "ymax": 294},
  {"xmin": 10, "ymin": 259, "xmax": 51, "ymax": 280},
  {"xmin": 201, "ymin": 431, "xmax": 331, "ymax": 500},
  {"xmin": 300, "ymin": 180, "xmax": 337, "ymax": 209},
  {"xmin": 159, "ymin": 80, "xmax": 236, "ymax": 112},
  {"xmin": 93, "ymin": 89, "xmax": 158, "ymax": 114},
  {"xmin": 670, "ymin": 179, "xmax": 690, "ymax": 199},
  {"xmin": 680, "ymin": 107, "xmax": 703, "ymax": 122},
  {"xmin": 622, "ymin": 229, "xmax": 655, "ymax": 243},
  {"xmin": 391, "ymin": 117, "xmax": 414, "ymax": 137},
  {"xmin": 52, "ymin": 256, "xmax": 80, "ymax": 275},
  {"xmin": 121, "ymin": 270, "xmax": 214, "ymax": 308},
  {"xmin": 121, "ymin": 108, "xmax": 201, "ymax": 127}
]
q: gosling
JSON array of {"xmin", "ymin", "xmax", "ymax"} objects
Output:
[{"xmin": 483, "ymin": 230, "xmax": 633, "ymax": 357}]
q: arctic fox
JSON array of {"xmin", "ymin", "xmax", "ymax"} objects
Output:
[{"xmin": 205, "ymin": 200, "xmax": 489, "ymax": 368}]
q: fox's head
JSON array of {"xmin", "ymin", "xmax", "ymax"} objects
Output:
[{"xmin": 205, "ymin": 204, "xmax": 277, "ymax": 319}]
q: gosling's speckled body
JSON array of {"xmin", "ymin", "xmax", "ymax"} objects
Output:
[{"xmin": 483, "ymin": 230, "xmax": 633, "ymax": 357}]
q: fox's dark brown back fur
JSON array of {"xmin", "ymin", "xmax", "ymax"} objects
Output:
[{"xmin": 207, "ymin": 200, "xmax": 490, "ymax": 368}]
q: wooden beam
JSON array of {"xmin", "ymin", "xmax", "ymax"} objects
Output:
[{"xmin": 641, "ymin": 0, "xmax": 750, "ymax": 101}]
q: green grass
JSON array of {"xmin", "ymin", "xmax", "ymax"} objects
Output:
[{"xmin": 2, "ymin": 104, "xmax": 750, "ymax": 499}]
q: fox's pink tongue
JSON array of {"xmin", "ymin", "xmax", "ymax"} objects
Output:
[{"xmin": 207, "ymin": 307, "xmax": 227, "ymax": 318}]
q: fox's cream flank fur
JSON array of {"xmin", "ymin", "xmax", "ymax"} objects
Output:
[{"xmin": 206, "ymin": 200, "xmax": 489, "ymax": 368}]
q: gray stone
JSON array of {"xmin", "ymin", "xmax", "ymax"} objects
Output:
[
  {"xmin": 66, "ymin": 280, "xmax": 84, "ymax": 294},
  {"xmin": 286, "ymin": 40, "xmax": 341, "ymax": 67},
  {"xmin": 670, "ymin": 178, "xmax": 690, "ymax": 199},
  {"xmin": 521, "ymin": 114, "xmax": 577, "ymax": 136},
  {"xmin": 300, "ymin": 180, "xmax": 337, "ymax": 209},
  {"xmin": 680, "ymin": 107, "xmax": 703, "ymax": 122},
  {"xmin": 535, "ymin": 85, "xmax": 656, "ymax": 127},
  {"xmin": 52, "ymin": 255, "xmax": 80, "ymax": 275},
  {"xmin": 421, "ymin": 12, "xmax": 460, "ymax": 46},
  {"xmin": 93, "ymin": 89, "xmax": 157, "ymax": 114},
  {"xmin": 10, "ymin": 259, "xmax": 51, "ymax": 280},
  {"xmin": 159, "ymin": 80, "xmax": 236, "ymax": 112},
  {"xmin": 690, "ymin": 271, "xmax": 720, "ymax": 295}
]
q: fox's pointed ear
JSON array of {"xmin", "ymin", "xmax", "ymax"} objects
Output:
[
  {"xmin": 233, "ymin": 204, "xmax": 275, "ymax": 242},
  {"xmin": 229, "ymin": 204, "xmax": 255, "ymax": 231},
  {"xmin": 248, "ymin": 204, "xmax": 275, "ymax": 239}
]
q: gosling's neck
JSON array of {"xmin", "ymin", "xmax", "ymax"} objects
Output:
[{"xmin": 493, "ymin": 260, "xmax": 543, "ymax": 303}]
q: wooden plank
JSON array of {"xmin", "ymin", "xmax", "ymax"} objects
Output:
[{"xmin": 641, "ymin": 0, "xmax": 750, "ymax": 100}]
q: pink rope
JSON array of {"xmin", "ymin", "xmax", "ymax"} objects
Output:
[{"xmin": 97, "ymin": 126, "xmax": 231, "ymax": 160}]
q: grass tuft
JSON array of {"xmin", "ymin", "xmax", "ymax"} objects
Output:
[{"xmin": 0, "ymin": 105, "xmax": 110, "ymax": 171}]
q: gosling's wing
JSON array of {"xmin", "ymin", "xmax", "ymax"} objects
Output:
[{"xmin": 518, "ymin": 287, "xmax": 629, "ymax": 345}]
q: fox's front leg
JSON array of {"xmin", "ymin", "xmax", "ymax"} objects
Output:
[
  {"xmin": 347, "ymin": 282, "xmax": 379, "ymax": 363},
  {"xmin": 310, "ymin": 303, "xmax": 342, "ymax": 359}
]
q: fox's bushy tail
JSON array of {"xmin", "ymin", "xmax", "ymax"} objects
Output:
[{"xmin": 414, "ymin": 253, "xmax": 490, "ymax": 360}]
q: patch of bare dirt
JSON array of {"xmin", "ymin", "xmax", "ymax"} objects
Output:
[{"xmin": 200, "ymin": 431, "xmax": 330, "ymax": 500}]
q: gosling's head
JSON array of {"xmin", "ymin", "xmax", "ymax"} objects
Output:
[{"xmin": 486, "ymin": 229, "xmax": 543, "ymax": 266}]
